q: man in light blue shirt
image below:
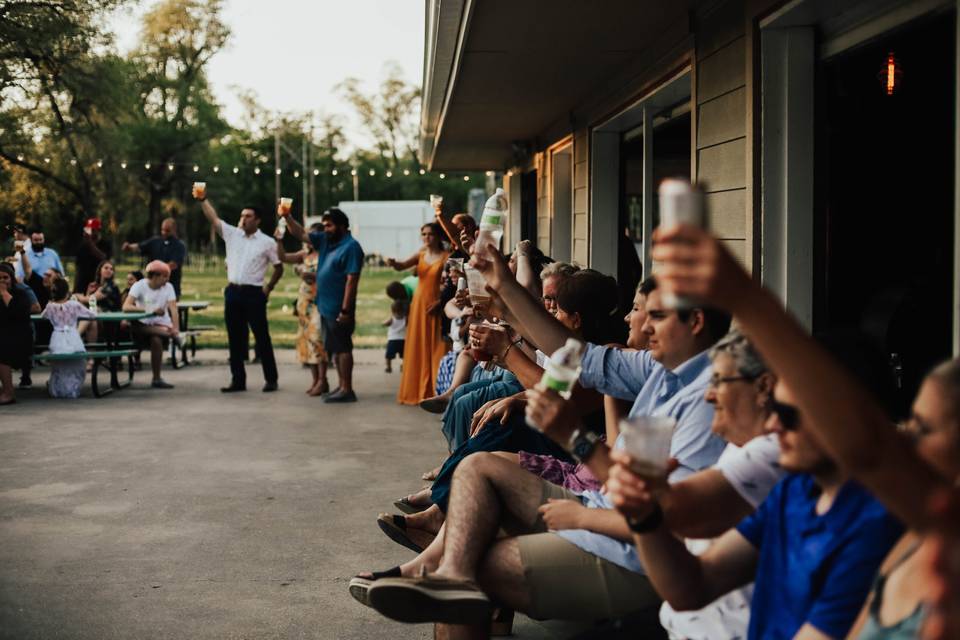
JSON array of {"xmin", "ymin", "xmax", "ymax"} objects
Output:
[
  {"xmin": 14, "ymin": 230, "xmax": 63, "ymax": 281},
  {"xmin": 363, "ymin": 267, "xmax": 732, "ymax": 629}
]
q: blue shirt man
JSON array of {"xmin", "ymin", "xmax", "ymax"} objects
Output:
[
  {"xmin": 309, "ymin": 226, "xmax": 364, "ymax": 321},
  {"xmin": 14, "ymin": 232, "xmax": 63, "ymax": 281},
  {"xmin": 737, "ymin": 474, "xmax": 903, "ymax": 639},
  {"xmin": 126, "ymin": 218, "xmax": 188, "ymax": 297}
]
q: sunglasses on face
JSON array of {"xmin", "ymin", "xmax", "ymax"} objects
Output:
[
  {"xmin": 771, "ymin": 399, "xmax": 800, "ymax": 432},
  {"xmin": 708, "ymin": 374, "xmax": 758, "ymax": 389}
]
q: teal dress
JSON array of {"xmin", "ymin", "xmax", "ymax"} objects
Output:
[{"xmin": 856, "ymin": 542, "xmax": 928, "ymax": 640}]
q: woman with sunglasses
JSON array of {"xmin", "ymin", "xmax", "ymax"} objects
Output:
[{"xmin": 651, "ymin": 222, "xmax": 960, "ymax": 639}]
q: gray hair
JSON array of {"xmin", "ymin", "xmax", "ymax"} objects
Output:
[
  {"xmin": 709, "ymin": 327, "xmax": 768, "ymax": 378},
  {"xmin": 540, "ymin": 261, "xmax": 580, "ymax": 282}
]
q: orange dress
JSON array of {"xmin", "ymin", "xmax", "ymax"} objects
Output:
[{"xmin": 397, "ymin": 250, "xmax": 450, "ymax": 404}]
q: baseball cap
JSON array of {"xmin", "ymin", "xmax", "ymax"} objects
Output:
[{"xmin": 84, "ymin": 218, "xmax": 102, "ymax": 231}]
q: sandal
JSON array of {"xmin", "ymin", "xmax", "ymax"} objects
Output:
[
  {"xmin": 349, "ymin": 566, "xmax": 401, "ymax": 607},
  {"xmin": 393, "ymin": 496, "xmax": 430, "ymax": 515},
  {"xmin": 376, "ymin": 513, "xmax": 425, "ymax": 553},
  {"xmin": 421, "ymin": 466, "xmax": 441, "ymax": 482}
]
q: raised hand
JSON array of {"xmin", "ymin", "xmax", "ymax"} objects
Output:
[{"xmin": 525, "ymin": 385, "xmax": 578, "ymax": 444}]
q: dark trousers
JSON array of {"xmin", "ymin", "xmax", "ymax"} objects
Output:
[{"xmin": 224, "ymin": 285, "xmax": 278, "ymax": 385}]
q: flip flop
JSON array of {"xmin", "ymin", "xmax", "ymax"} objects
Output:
[
  {"xmin": 421, "ymin": 467, "xmax": 440, "ymax": 481},
  {"xmin": 368, "ymin": 573, "xmax": 492, "ymax": 624},
  {"xmin": 393, "ymin": 497, "xmax": 430, "ymax": 515},
  {"xmin": 376, "ymin": 513, "xmax": 425, "ymax": 553},
  {"xmin": 349, "ymin": 566, "xmax": 401, "ymax": 607}
]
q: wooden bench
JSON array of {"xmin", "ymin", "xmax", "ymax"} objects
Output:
[{"xmin": 39, "ymin": 349, "xmax": 137, "ymax": 398}]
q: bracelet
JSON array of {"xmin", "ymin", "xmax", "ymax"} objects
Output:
[
  {"xmin": 627, "ymin": 503, "xmax": 664, "ymax": 534},
  {"xmin": 499, "ymin": 342, "xmax": 515, "ymax": 361}
]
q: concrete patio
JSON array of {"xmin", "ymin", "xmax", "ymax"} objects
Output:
[{"xmin": 0, "ymin": 350, "xmax": 570, "ymax": 639}]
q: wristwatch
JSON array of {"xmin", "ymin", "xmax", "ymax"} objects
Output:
[
  {"xmin": 567, "ymin": 429, "xmax": 601, "ymax": 463},
  {"xmin": 627, "ymin": 503, "xmax": 664, "ymax": 534}
]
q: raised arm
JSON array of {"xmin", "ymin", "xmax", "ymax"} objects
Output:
[
  {"xmin": 472, "ymin": 247, "xmax": 574, "ymax": 355},
  {"xmin": 652, "ymin": 225, "xmax": 947, "ymax": 528},
  {"xmin": 194, "ymin": 185, "xmax": 221, "ymax": 231},
  {"xmin": 434, "ymin": 208, "xmax": 464, "ymax": 253},
  {"xmin": 513, "ymin": 240, "xmax": 540, "ymax": 298},
  {"xmin": 386, "ymin": 252, "xmax": 420, "ymax": 271},
  {"xmin": 121, "ymin": 241, "xmax": 142, "ymax": 254},
  {"xmin": 279, "ymin": 207, "xmax": 307, "ymax": 243}
]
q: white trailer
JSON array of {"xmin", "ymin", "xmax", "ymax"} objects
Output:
[{"xmin": 304, "ymin": 200, "xmax": 434, "ymax": 260}]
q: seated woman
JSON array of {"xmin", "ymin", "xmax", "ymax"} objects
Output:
[
  {"xmin": 123, "ymin": 260, "xmax": 180, "ymax": 389},
  {"xmin": 387, "ymin": 269, "xmax": 624, "ymax": 537},
  {"xmin": 42, "ymin": 276, "xmax": 97, "ymax": 398},
  {"xmin": 74, "ymin": 260, "xmax": 123, "ymax": 344}
]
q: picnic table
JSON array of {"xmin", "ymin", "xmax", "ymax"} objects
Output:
[
  {"xmin": 171, "ymin": 300, "xmax": 210, "ymax": 368},
  {"xmin": 30, "ymin": 311, "xmax": 150, "ymax": 397}
]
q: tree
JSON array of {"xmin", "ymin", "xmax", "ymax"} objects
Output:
[{"xmin": 337, "ymin": 61, "xmax": 421, "ymax": 169}]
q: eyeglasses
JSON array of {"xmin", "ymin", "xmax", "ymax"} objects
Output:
[
  {"xmin": 770, "ymin": 399, "xmax": 800, "ymax": 432},
  {"xmin": 708, "ymin": 374, "xmax": 758, "ymax": 389},
  {"xmin": 897, "ymin": 415, "xmax": 936, "ymax": 441}
]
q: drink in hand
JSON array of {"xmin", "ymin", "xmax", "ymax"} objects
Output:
[
  {"xmin": 279, "ymin": 197, "xmax": 293, "ymax": 215},
  {"xmin": 192, "ymin": 182, "xmax": 207, "ymax": 200},
  {"xmin": 464, "ymin": 265, "xmax": 491, "ymax": 317},
  {"xmin": 475, "ymin": 188, "xmax": 508, "ymax": 259},
  {"xmin": 619, "ymin": 415, "xmax": 676, "ymax": 477}
]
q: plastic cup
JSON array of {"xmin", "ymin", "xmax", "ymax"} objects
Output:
[
  {"xmin": 430, "ymin": 194, "xmax": 444, "ymax": 208},
  {"xmin": 464, "ymin": 265, "xmax": 490, "ymax": 316},
  {"xmin": 619, "ymin": 415, "xmax": 676, "ymax": 477},
  {"xmin": 279, "ymin": 197, "xmax": 293, "ymax": 215},
  {"xmin": 192, "ymin": 182, "xmax": 207, "ymax": 199}
]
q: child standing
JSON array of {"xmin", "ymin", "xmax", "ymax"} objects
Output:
[
  {"xmin": 383, "ymin": 282, "xmax": 408, "ymax": 373},
  {"xmin": 41, "ymin": 276, "xmax": 96, "ymax": 398}
]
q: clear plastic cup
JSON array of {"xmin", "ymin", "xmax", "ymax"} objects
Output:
[
  {"xmin": 279, "ymin": 197, "xmax": 293, "ymax": 215},
  {"xmin": 192, "ymin": 182, "xmax": 206, "ymax": 199},
  {"xmin": 430, "ymin": 194, "xmax": 444, "ymax": 208},
  {"xmin": 619, "ymin": 415, "xmax": 676, "ymax": 477},
  {"xmin": 464, "ymin": 265, "xmax": 490, "ymax": 317}
]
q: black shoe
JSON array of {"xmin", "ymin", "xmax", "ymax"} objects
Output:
[
  {"xmin": 325, "ymin": 389, "xmax": 357, "ymax": 403},
  {"xmin": 220, "ymin": 382, "xmax": 246, "ymax": 393},
  {"xmin": 262, "ymin": 381, "xmax": 278, "ymax": 392},
  {"xmin": 18, "ymin": 377, "xmax": 32, "ymax": 390},
  {"xmin": 151, "ymin": 379, "xmax": 175, "ymax": 389}
]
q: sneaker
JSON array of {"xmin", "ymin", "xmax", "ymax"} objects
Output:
[
  {"xmin": 151, "ymin": 379, "xmax": 175, "ymax": 389},
  {"xmin": 367, "ymin": 574, "xmax": 491, "ymax": 624},
  {"xmin": 324, "ymin": 389, "xmax": 357, "ymax": 403}
]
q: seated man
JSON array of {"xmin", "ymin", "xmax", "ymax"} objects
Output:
[
  {"xmin": 610, "ymin": 373, "xmax": 904, "ymax": 640},
  {"xmin": 122, "ymin": 260, "xmax": 181, "ymax": 389},
  {"xmin": 358, "ymin": 258, "xmax": 730, "ymax": 633}
]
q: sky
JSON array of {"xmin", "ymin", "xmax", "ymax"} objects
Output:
[{"xmin": 107, "ymin": 0, "xmax": 425, "ymax": 149}]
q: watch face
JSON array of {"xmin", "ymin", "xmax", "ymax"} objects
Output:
[{"xmin": 573, "ymin": 437, "xmax": 595, "ymax": 460}]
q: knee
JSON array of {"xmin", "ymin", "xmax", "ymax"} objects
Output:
[{"xmin": 456, "ymin": 451, "xmax": 498, "ymax": 479}]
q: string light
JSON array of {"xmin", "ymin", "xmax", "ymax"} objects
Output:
[
  {"xmin": 213, "ymin": 165, "xmax": 219, "ymax": 173},
  {"xmin": 293, "ymin": 170, "xmax": 300, "ymax": 178},
  {"xmin": 314, "ymin": 169, "xmax": 320, "ymax": 176},
  {"xmin": 167, "ymin": 163, "xmax": 174, "ymax": 171},
  {"xmin": 403, "ymin": 169, "xmax": 410, "ymax": 176},
  {"xmin": 259, "ymin": 155, "xmax": 268, "ymax": 163},
  {"xmin": 97, "ymin": 159, "xmax": 103, "ymax": 167},
  {"xmin": 368, "ymin": 169, "xmax": 376, "ymax": 176},
  {"xmin": 70, "ymin": 158, "xmax": 77, "ymax": 166},
  {"xmin": 254, "ymin": 167, "xmax": 261, "ymax": 175},
  {"xmin": 232, "ymin": 166, "xmax": 239, "ymax": 174},
  {"xmin": 486, "ymin": 170, "xmax": 495, "ymax": 177},
  {"xmin": 463, "ymin": 175, "xmax": 470, "ymax": 181},
  {"xmin": 192, "ymin": 165, "xmax": 199, "ymax": 172},
  {"xmin": 439, "ymin": 173, "xmax": 445, "ymax": 179},
  {"xmin": 44, "ymin": 157, "xmax": 51, "ymax": 164},
  {"xmin": 16, "ymin": 153, "xmax": 24, "ymax": 161},
  {"xmin": 275, "ymin": 168, "xmax": 282, "ymax": 175},
  {"xmin": 385, "ymin": 170, "xmax": 393, "ymax": 178},
  {"xmin": 419, "ymin": 169, "xmax": 426, "ymax": 175},
  {"xmin": 120, "ymin": 161, "xmax": 127, "ymax": 169},
  {"xmin": 331, "ymin": 169, "xmax": 338, "ymax": 176},
  {"xmin": 144, "ymin": 162, "xmax": 151, "ymax": 169},
  {"xmin": 350, "ymin": 169, "xmax": 357, "ymax": 176}
]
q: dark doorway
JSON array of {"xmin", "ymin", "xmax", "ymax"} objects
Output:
[
  {"xmin": 520, "ymin": 170, "xmax": 538, "ymax": 245},
  {"xmin": 817, "ymin": 12, "xmax": 956, "ymax": 415}
]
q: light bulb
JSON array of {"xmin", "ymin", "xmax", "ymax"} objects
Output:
[
  {"xmin": 439, "ymin": 173, "xmax": 445, "ymax": 179},
  {"xmin": 293, "ymin": 170, "xmax": 300, "ymax": 178},
  {"xmin": 144, "ymin": 162, "xmax": 151, "ymax": 169},
  {"xmin": 314, "ymin": 169, "xmax": 320, "ymax": 176},
  {"xmin": 213, "ymin": 165, "xmax": 219, "ymax": 173},
  {"xmin": 369, "ymin": 169, "xmax": 376, "ymax": 176},
  {"xmin": 70, "ymin": 158, "xmax": 77, "ymax": 166},
  {"xmin": 350, "ymin": 169, "xmax": 357, "ymax": 176},
  {"xmin": 17, "ymin": 154, "xmax": 25, "ymax": 161},
  {"xmin": 167, "ymin": 163, "xmax": 174, "ymax": 171},
  {"xmin": 275, "ymin": 168, "xmax": 282, "ymax": 175},
  {"xmin": 386, "ymin": 171, "xmax": 393, "ymax": 178},
  {"xmin": 97, "ymin": 159, "xmax": 103, "ymax": 167},
  {"xmin": 44, "ymin": 157, "xmax": 51, "ymax": 164},
  {"xmin": 331, "ymin": 169, "xmax": 338, "ymax": 176},
  {"xmin": 463, "ymin": 175, "xmax": 470, "ymax": 181},
  {"xmin": 192, "ymin": 165, "xmax": 199, "ymax": 172},
  {"xmin": 120, "ymin": 161, "xmax": 127, "ymax": 169},
  {"xmin": 233, "ymin": 166, "xmax": 239, "ymax": 174},
  {"xmin": 419, "ymin": 169, "xmax": 426, "ymax": 175},
  {"xmin": 485, "ymin": 170, "xmax": 495, "ymax": 177},
  {"xmin": 403, "ymin": 169, "xmax": 410, "ymax": 176},
  {"xmin": 254, "ymin": 167, "xmax": 261, "ymax": 175}
]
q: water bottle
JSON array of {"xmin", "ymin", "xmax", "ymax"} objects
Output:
[
  {"xmin": 658, "ymin": 178, "xmax": 706, "ymax": 310},
  {"xmin": 88, "ymin": 293, "xmax": 97, "ymax": 314},
  {"xmin": 527, "ymin": 338, "xmax": 585, "ymax": 430},
  {"xmin": 475, "ymin": 188, "xmax": 508, "ymax": 259}
]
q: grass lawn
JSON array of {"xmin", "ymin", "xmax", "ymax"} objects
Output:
[{"xmin": 102, "ymin": 259, "xmax": 398, "ymax": 350}]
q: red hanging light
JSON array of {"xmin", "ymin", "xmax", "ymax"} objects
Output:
[{"xmin": 879, "ymin": 51, "xmax": 903, "ymax": 96}]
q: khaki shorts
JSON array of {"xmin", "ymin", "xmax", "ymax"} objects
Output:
[{"xmin": 515, "ymin": 479, "xmax": 661, "ymax": 621}]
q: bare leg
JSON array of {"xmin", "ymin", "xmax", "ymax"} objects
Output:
[
  {"xmin": 404, "ymin": 503, "xmax": 445, "ymax": 534},
  {"xmin": 149, "ymin": 336, "xmax": 163, "ymax": 381},
  {"xmin": 449, "ymin": 350, "xmax": 476, "ymax": 393},
  {"xmin": 435, "ymin": 452, "xmax": 548, "ymax": 582},
  {"xmin": 339, "ymin": 351, "xmax": 354, "ymax": 392},
  {"xmin": 360, "ymin": 522, "xmax": 447, "ymax": 580},
  {"xmin": 490, "ymin": 452, "xmax": 520, "ymax": 465},
  {"xmin": 0, "ymin": 364, "xmax": 14, "ymax": 402}
]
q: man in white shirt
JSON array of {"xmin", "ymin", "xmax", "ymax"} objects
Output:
[{"xmin": 196, "ymin": 188, "xmax": 284, "ymax": 392}]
